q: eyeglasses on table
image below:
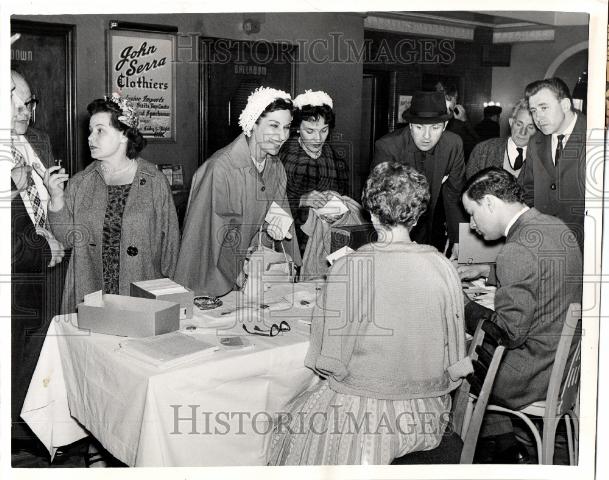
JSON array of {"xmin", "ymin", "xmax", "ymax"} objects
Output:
[{"xmin": 242, "ymin": 320, "xmax": 291, "ymax": 337}]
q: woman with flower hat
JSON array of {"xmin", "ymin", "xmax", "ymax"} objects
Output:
[
  {"xmin": 45, "ymin": 94, "xmax": 180, "ymax": 314},
  {"xmin": 175, "ymin": 86, "xmax": 300, "ymax": 297},
  {"xmin": 279, "ymin": 90, "xmax": 349, "ymax": 253}
]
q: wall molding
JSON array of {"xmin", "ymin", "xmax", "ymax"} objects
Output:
[
  {"xmin": 493, "ymin": 29, "xmax": 556, "ymax": 43},
  {"xmin": 364, "ymin": 15, "xmax": 474, "ymax": 41}
]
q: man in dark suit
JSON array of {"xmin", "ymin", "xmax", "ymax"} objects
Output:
[
  {"xmin": 371, "ymin": 91, "xmax": 466, "ymax": 255},
  {"xmin": 519, "ymin": 77, "xmax": 586, "ymax": 252},
  {"xmin": 466, "ymin": 99, "xmax": 537, "ymax": 180},
  {"xmin": 11, "ymin": 69, "xmax": 66, "ymax": 452},
  {"xmin": 462, "ymin": 167, "xmax": 582, "ymax": 461}
]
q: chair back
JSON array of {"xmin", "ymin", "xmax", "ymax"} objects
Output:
[
  {"xmin": 547, "ymin": 303, "xmax": 582, "ymax": 417},
  {"xmin": 452, "ymin": 320, "xmax": 507, "ymax": 463}
]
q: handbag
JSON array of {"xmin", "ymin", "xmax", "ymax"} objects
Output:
[{"xmin": 241, "ymin": 227, "xmax": 295, "ymax": 298}]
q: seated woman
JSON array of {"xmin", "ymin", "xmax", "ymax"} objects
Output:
[
  {"xmin": 279, "ymin": 89, "xmax": 349, "ymax": 254},
  {"xmin": 269, "ymin": 162, "xmax": 467, "ymax": 465},
  {"xmin": 176, "ymin": 86, "xmax": 300, "ymax": 297},
  {"xmin": 45, "ymin": 93, "xmax": 180, "ymax": 314}
]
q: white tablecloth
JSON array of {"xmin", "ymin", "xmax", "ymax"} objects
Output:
[{"xmin": 22, "ymin": 283, "xmax": 321, "ymax": 466}]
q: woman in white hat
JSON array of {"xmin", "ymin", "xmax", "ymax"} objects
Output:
[{"xmin": 175, "ymin": 86, "xmax": 300, "ymax": 297}]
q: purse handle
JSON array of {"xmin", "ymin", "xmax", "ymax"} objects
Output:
[{"xmin": 258, "ymin": 224, "xmax": 293, "ymax": 277}]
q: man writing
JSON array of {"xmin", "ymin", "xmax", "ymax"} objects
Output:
[
  {"xmin": 372, "ymin": 91, "xmax": 466, "ymax": 256},
  {"xmin": 461, "ymin": 167, "xmax": 582, "ymax": 461},
  {"xmin": 519, "ymin": 77, "xmax": 586, "ymax": 252}
]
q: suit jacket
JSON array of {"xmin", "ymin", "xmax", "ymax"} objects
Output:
[
  {"xmin": 466, "ymin": 137, "xmax": 508, "ymax": 180},
  {"xmin": 372, "ymin": 127, "xmax": 466, "ymax": 245},
  {"xmin": 447, "ymin": 118, "xmax": 480, "ymax": 161},
  {"xmin": 11, "ymin": 179, "xmax": 52, "ymax": 423},
  {"xmin": 518, "ymin": 113, "xmax": 586, "ymax": 251},
  {"xmin": 464, "ymin": 208, "xmax": 582, "ymax": 409}
]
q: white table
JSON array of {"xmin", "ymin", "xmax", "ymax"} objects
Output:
[{"xmin": 22, "ymin": 283, "xmax": 320, "ymax": 466}]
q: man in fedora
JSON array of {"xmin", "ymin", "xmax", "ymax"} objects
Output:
[{"xmin": 371, "ymin": 91, "xmax": 467, "ymax": 254}]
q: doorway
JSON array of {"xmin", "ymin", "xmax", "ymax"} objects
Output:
[{"xmin": 199, "ymin": 38, "xmax": 297, "ymax": 163}]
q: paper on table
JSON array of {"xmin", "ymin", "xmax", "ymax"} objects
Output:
[
  {"xmin": 264, "ymin": 201, "xmax": 293, "ymax": 238},
  {"xmin": 119, "ymin": 331, "xmax": 218, "ymax": 369},
  {"xmin": 326, "ymin": 246, "xmax": 354, "ymax": 265},
  {"xmin": 314, "ymin": 195, "xmax": 349, "ymax": 217}
]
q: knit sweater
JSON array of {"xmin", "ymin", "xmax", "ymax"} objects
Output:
[{"xmin": 305, "ymin": 241, "xmax": 467, "ymax": 400}]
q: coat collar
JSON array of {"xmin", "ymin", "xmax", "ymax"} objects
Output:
[
  {"xmin": 82, "ymin": 157, "xmax": 156, "ymax": 179},
  {"xmin": 226, "ymin": 133, "xmax": 280, "ymax": 170},
  {"xmin": 506, "ymin": 207, "xmax": 540, "ymax": 241}
]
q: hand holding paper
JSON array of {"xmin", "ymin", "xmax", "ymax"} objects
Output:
[
  {"xmin": 314, "ymin": 195, "xmax": 349, "ymax": 217},
  {"xmin": 265, "ymin": 201, "xmax": 293, "ymax": 240}
]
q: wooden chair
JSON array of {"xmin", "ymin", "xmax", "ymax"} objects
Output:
[
  {"xmin": 392, "ymin": 319, "xmax": 507, "ymax": 464},
  {"xmin": 486, "ymin": 303, "xmax": 582, "ymax": 465}
]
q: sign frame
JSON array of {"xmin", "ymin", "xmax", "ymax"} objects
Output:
[{"xmin": 106, "ymin": 21, "xmax": 177, "ymax": 142}]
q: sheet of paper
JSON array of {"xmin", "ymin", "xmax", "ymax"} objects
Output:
[
  {"xmin": 326, "ymin": 245, "xmax": 354, "ymax": 265},
  {"xmin": 264, "ymin": 201, "xmax": 293, "ymax": 238},
  {"xmin": 119, "ymin": 331, "xmax": 218, "ymax": 369}
]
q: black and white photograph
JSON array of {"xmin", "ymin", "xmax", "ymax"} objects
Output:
[{"xmin": 2, "ymin": 1, "xmax": 608, "ymax": 479}]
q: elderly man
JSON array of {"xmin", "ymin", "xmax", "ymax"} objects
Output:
[
  {"xmin": 462, "ymin": 167, "xmax": 582, "ymax": 462},
  {"xmin": 519, "ymin": 77, "xmax": 586, "ymax": 252},
  {"xmin": 11, "ymin": 69, "xmax": 65, "ymax": 451},
  {"xmin": 466, "ymin": 99, "xmax": 537, "ymax": 180},
  {"xmin": 371, "ymin": 91, "xmax": 466, "ymax": 255}
]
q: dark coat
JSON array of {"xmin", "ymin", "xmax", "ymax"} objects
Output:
[
  {"xmin": 464, "ymin": 208, "xmax": 582, "ymax": 409},
  {"xmin": 466, "ymin": 137, "xmax": 508, "ymax": 180},
  {"xmin": 518, "ymin": 113, "xmax": 587, "ymax": 251},
  {"xmin": 11, "ymin": 180, "xmax": 52, "ymax": 429},
  {"xmin": 372, "ymin": 127, "xmax": 466, "ymax": 246}
]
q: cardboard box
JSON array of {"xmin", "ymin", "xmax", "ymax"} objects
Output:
[
  {"xmin": 130, "ymin": 278, "xmax": 194, "ymax": 319},
  {"xmin": 77, "ymin": 292, "xmax": 180, "ymax": 337}
]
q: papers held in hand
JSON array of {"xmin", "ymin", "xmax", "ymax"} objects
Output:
[
  {"xmin": 457, "ymin": 223, "xmax": 505, "ymax": 265},
  {"xmin": 264, "ymin": 201, "xmax": 294, "ymax": 238},
  {"xmin": 314, "ymin": 195, "xmax": 349, "ymax": 217},
  {"xmin": 119, "ymin": 331, "xmax": 218, "ymax": 369}
]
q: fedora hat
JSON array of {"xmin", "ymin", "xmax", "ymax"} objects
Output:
[{"xmin": 403, "ymin": 91, "xmax": 451, "ymax": 124}]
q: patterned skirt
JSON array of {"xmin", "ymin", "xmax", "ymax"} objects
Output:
[{"xmin": 268, "ymin": 380, "xmax": 451, "ymax": 465}]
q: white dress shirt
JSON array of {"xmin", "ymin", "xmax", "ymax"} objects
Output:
[
  {"xmin": 551, "ymin": 113, "xmax": 578, "ymax": 165},
  {"xmin": 505, "ymin": 206, "xmax": 530, "ymax": 237}
]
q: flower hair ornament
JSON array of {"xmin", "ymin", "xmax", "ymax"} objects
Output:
[
  {"xmin": 293, "ymin": 89, "xmax": 333, "ymax": 110},
  {"xmin": 238, "ymin": 86, "xmax": 291, "ymax": 137},
  {"xmin": 105, "ymin": 92, "xmax": 139, "ymax": 129}
]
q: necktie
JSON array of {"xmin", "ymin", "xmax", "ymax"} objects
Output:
[
  {"xmin": 514, "ymin": 147, "xmax": 524, "ymax": 170},
  {"xmin": 555, "ymin": 134, "xmax": 565, "ymax": 166},
  {"xmin": 12, "ymin": 143, "xmax": 47, "ymax": 228}
]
